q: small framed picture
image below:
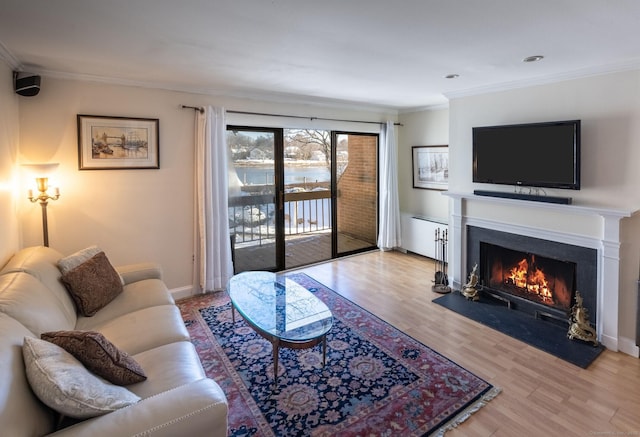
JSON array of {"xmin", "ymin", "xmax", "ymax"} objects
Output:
[
  {"xmin": 412, "ymin": 145, "xmax": 449, "ymax": 190},
  {"xmin": 77, "ymin": 115, "xmax": 159, "ymax": 170}
]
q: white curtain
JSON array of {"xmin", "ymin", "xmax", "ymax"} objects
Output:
[
  {"xmin": 193, "ymin": 106, "xmax": 234, "ymax": 293},
  {"xmin": 377, "ymin": 120, "xmax": 402, "ymax": 250}
]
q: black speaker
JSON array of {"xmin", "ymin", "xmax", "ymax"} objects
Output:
[{"xmin": 14, "ymin": 72, "xmax": 41, "ymax": 96}]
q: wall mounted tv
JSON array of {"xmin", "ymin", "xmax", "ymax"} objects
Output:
[{"xmin": 472, "ymin": 120, "xmax": 581, "ymax": 190}]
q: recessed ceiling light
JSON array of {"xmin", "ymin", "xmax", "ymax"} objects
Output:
[
  {"xmin": 523, "ymin": 55, "xmax": 544, "ymax": 63},
  {"xmin": 444, "ymin": 74, "xmax": 459, "ymax": 79}
]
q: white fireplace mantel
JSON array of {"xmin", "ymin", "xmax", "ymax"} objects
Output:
[{"xmin": 442, "ymin": 191, "xmax": 637, "ymax": 355}]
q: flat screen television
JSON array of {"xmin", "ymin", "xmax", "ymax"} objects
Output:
[{"xmin": 472, "ymin": 120, "xmax": 581, "ymax": 190}]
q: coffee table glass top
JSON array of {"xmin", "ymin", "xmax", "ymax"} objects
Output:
[{"xmin": 228, "ymin": 271, "xmax": 333, "ymax": 342}]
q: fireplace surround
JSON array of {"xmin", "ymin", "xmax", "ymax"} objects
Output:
[{"xmin": 444, "ymin": 191, "xmax": 635, "ymax": 354}]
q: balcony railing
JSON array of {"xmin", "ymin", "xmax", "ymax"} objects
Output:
[{"xmin": 229, "ymin": 190, "xmax": 331, "ymax": 245}]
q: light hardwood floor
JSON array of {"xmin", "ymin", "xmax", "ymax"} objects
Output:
[{"xmin": 293, "ymin": 250, "xmax": 640, "ymax": 436}]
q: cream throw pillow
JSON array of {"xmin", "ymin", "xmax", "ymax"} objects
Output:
[
  {"xmin": 58, "ymin": 245, "xmax": 125, "ymax": 286},
  {"xmin": 57, "ymin": 245, "xmax": 102, "ymax": 275},
  {"xmin": 22, "ymin": 337, "xmax": 140, "ymax": 419}
]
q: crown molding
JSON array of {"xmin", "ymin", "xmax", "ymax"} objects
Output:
[
  {"xmin": 398, "ymin": 102, "xmax": 450, "ymax": 114},
  {"xmin": 31, "ymin": 68, "xmax": 400, "ymax": 115},
  {"xmin": 444, "ymin": 59, "xmax": 640, "ymax": 101},
  {"xmin": 0, "ymin": 39, "xmax": 21, "ymax": 70}
]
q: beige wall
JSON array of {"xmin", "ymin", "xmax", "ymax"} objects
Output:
[
  {"xmin": 448, "ymin": 70, "xmax": 640, "ymax": 348},
  {"xmin": 397, "ymin": 107, "xmax": 449, "ymax": 221},
  {"xmin": 0, "ymin": 63, "xmax": 20, "ymax": 266},
  {"xmin": 8, "ymin": 75, "xmax": 395, "ymax": 291}
]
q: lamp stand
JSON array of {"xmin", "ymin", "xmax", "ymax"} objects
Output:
[
  {"xmin": 28, "ymin": 177, "xmax": 60, "ymax": 247},
  {"xmin": 40, "ymin": 200, "xmax": 50, "ymax": 247}
]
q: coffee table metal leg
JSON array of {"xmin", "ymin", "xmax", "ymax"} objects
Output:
[
  {"xmin": 273, "ymin": 339, "xmax": 279, "ymax": 386},
  {"xmin": 322, "ymin": 335, "xmax": 327, "ymax": 366}
]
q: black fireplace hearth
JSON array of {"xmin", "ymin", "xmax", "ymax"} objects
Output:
[{"xmin": 433, "ymin": 291, "xmax": 603, "ymax": 367}]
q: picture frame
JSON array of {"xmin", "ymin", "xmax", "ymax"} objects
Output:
[
  {"xmin": 77, "ymin": 114, "xmax": 159, "ymax": 170},
  {"xmin": 412, "ymin": 145, "xmax": 449, "ymax": 190}
]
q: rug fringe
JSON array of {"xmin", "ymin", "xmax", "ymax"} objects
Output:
[{"xmin": 434, "ymin": 386, "xmax": 502, "ymax": 436}]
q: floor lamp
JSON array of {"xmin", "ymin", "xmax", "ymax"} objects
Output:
[{"xmin": 26, "ymin": 164, "xmax": 60, "ymax": 247}]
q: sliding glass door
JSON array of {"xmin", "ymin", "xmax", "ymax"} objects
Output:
[
  {"xmin": 227, "ymin": 127, "xmax": 283, "ymax": 272},
  {"xmin": 333, "ymin": 132, "xmax": 379, "ymax": 257},
  {"xmin": 227, "ymin": 126, "xmax": 378, "ymax": 273},
  {"xmin": 283, "ymin": 129, "xmax": 333, "ymax": 269}
]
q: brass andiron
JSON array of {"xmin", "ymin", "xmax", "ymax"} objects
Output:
[
  {"xmin": 461, "ymin": 263, "xmax": 480, "ymax": 301},
  {"xmin": 567, "ymin": 290, "xmax": 598, "ymax": 346}
]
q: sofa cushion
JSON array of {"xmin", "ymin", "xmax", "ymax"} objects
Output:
[
  {"xmin": 61, "ymin": 252, "xmax": 123, "ymax": 317},
  {"xmin": 0, "ymin": 272, "xmax": 75, "ymax": 335},
  {"xmin": 75, "ymin": 305, "xmax": 190, "ymax": 356},
  {"xmin": 127, "ymin": 341, "xmax": 205, "ymax": 399},
  {"xmin": 0, "ymin": 246, "xmax": 77, "ymax": 327},
  {"xmin": 74, "ymin": 278, "xmax": 175, "ymax": 327},
  {"xmin": 41, "ymin": 330, "xmax": 147, "ymax": 385},
  {"xmin": 22, "ymin": 337, "xmax": 140, "ymax": 419}
]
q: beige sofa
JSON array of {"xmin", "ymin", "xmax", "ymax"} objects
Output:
[{"xmin": 0, "ymin": 246, "xmax": 228, "ymax": 436}]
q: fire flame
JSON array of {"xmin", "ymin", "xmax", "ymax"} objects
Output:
[{"xmin": 506, "ymin": 256, "xmax": 553, "ymax": 302}]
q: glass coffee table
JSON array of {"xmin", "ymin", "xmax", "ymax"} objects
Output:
[{"xmin": 227, "ymin": 271, "xmax": 333, "ymax": 385}]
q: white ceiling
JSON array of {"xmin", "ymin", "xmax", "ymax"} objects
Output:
[{"xmin": 1, "ymin": 1, "xmax": 640, "ymax": 111}]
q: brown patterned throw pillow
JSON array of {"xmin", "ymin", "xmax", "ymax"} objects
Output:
[
  {"xmin": 41, "ymin": 330, "xmax": 147, "ymax": 385},
  {"xmin": 60, "ymin": 251, "xmax": 123, "ymax": 316}
]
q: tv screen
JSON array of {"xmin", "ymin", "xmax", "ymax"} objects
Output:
[{"xmin": 472, "ymin": 120, "xmax": 581, "ymax": 190}]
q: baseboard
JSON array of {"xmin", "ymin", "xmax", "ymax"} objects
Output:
[
  {"xmin": 618, "ymin": 336, "xmax": 640, "ymax": 358},
  {"xmin": 473, "ymin": 190, "xmax": 572, "ymax": 205},
  {"xmin": 170, "ymin": 285, "xmax": 195, "ymax": 301}
]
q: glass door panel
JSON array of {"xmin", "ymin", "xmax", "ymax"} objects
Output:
[
  {"xmin": 283, "ymin": 129, "xmax": 332, "ymax": 269},
  {"xmin": 333, "ymin": 132, "xmax": 378, "ymax": 256},
  {"xmin": 227, "ymin": 127, "xmax": 283, "ymax": 272}
]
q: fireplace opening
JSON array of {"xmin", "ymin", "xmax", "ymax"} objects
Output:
[{"xmin": 480, "ymin": 242, "xmax": 577, "ymax": 315}]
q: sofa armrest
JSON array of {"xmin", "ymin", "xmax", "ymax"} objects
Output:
[
  {"xmin": 116, "ymin": 262, "xmax": 163, "ymax": 284},
  {"xmin": 48, "ymin": 379, "xmax": 228, "ymax": 437}
]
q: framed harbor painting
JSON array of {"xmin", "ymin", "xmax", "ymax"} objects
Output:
[
  {"xmin": 77, "ymin": 115, "xmax": 159, "ymax": 170},
  {"xmin": 412, "ymin": 145, "xmax": 449, "ymax": 190}
]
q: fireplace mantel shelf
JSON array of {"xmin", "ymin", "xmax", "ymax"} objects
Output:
[{"xmin": 443, "ymin": 191, "xmax": 635, "ymax": 219}]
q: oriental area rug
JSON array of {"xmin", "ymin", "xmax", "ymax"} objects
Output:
[{"xmin": 177, "ymin": 273, "xmax": 500, "ymax": 436}]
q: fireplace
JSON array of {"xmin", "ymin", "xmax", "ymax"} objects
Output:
[
  {"xmin": 443, "ymin": 192, "xmax": 635, "ymax": 355},
  {"xmin": 467, "ymin": 226, "xmax": 598, "ymax": 326},
  {"xmin": 481, "ymin": 242, "xmax": 577, "ymax": 320}
]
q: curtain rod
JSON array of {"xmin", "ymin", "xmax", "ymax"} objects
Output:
[{"xmin": 180, "ymin": 105, "xmax": 402, "ymax": 126}]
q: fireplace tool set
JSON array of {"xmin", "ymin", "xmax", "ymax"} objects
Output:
[{"xmin": 432, "ymin": 228, "xmax": 451, "ymax": 293}]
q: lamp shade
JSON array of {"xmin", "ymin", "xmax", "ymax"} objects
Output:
[{"xmin": 22, "ymin": 163, "xmax": 59, "ymax": 178}]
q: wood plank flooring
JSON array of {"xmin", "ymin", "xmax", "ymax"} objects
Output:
[{"xmin": 293, "ymin": 250, "xmax": 640, "ymax": 436}]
